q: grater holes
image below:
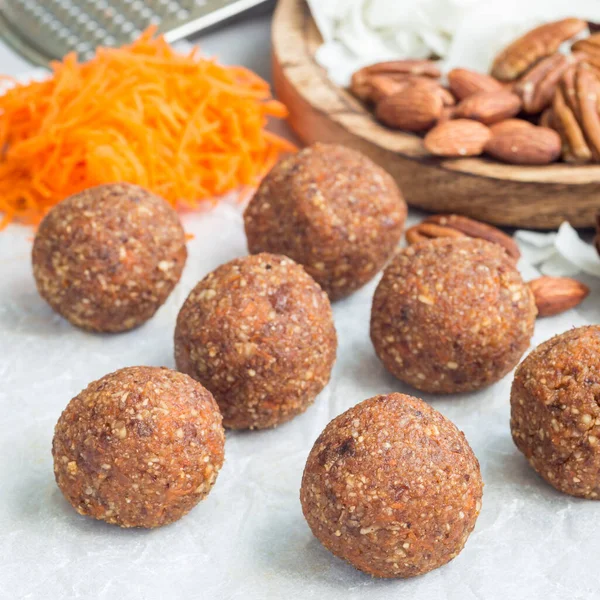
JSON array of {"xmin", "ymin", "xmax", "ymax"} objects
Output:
[{"xmin": 0, "ymin": 0, "xmax": 269, "ymax": 64}]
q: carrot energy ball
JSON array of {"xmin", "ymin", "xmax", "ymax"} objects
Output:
[
  {"xmin": 174, "ymin": 253, "xmax": 337, "ymax": 429},
  {"xmin": 511, "ymin": 326, "xmax": 600, "ymax": 499},
  {"xmin": 301, "ymin": 393, "xmax": 483, "ymax": 578},
  {"xmin": 32, "ymin": 183, "xmax": 187, "ymax": 332},
  {"xmin": 371, "ymin": 237, "xmax": 536, "ymax": 394},
  {"xmin": 52, "ymin": 366, "xmax": 225, "ymax": 528},
  {"xmin": 243, "ymin": 143, "xmax": 407, "ymax": 301}
]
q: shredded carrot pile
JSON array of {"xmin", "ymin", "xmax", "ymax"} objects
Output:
[{"xmin": 0, "ymin": 28, "xmax": 295, "ymax": 228}]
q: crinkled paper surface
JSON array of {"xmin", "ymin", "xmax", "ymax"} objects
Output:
[{"xmin": 2, "ymin": 202, "xmax": 600, "ymax": 600}]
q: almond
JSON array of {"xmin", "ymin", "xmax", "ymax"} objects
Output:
[
  {"xmin": 448, "ymin": 68, "xmax": 504, "ymax": 100},
  {"xmin": 424, "ymin": 119, "xmax": 491, "ymax": 157},
  {"xmin": 454, "ymin": 90, "xmax": 522, "ymax": 124},
  {"xmin": 484, "ymin": 126, "xmax": 561, "ymax": 165},
  {"xmin": 528, "ymin": 276, "xmax": 590, "ymax": 317},
  {"xmin": 376, "ymin": 86, "xmax": 443, "ymax": 132},
  {"xmin": 492, "ymin": 18, "xmax": 587, "ymax": 81},
  {"xmin": 489, "ymin": 119, "xmax": 535, "ymax": 136}
]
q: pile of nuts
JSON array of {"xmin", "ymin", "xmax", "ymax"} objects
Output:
[{"xmin": 351, "ymin": 18, "xmax": 600, "ymax": 166}]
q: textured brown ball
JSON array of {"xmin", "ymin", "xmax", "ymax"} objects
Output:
[
  {"xmin": 511, "ymin": 326, "xmax": 600, "ymax": 499},
  {"xmin": 244, "ymin": 143, "xmax": 407, "ymax": 300},
  {"xmin": 52, "ymin": 366, "xmax": 225, "ymax": 528},
  {"xmin": 32, "ymin": 183, "xmax": 187, "ymax": 332},
  {"xmin": 174, "ymin": 253, "xmax": 337, "ymax": 429},
  {"xmin": 300, "ymin": 393, "xmax": 483, "ymax": 578},
  {"xmin": 371, "ymin": 238, "xmax": 536, "ymax": 394}
]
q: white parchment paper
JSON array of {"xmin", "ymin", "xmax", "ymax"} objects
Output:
[{"xmin": 1, "ymin": 202, "xmax": 600, "ymax": 600}]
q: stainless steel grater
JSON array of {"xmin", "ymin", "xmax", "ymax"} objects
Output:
[{"xmin": 0, "ymin": 0, "xmax": 273, "ymax": 66}]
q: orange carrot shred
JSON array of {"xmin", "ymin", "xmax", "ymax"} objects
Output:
[{"xmin": 0, "ymin": 27, "xmax": 295, "ymax": 229}]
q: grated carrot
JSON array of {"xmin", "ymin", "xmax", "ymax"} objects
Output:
[{"xmin": 0, "ymin": 28, "xmax": 296, "ymax": 229}]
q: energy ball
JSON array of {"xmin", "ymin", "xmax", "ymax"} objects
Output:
[
  {"xmin": 301, "ymin": 393, "xmax": 483, "ymax": 578},
  {"xmin": 511, "ymin": 326, "xmax": 600, "ymax": 499},
  {"xmin": 32, "ymin": 183, "xmax": 187, "ymax": 332},
  {"xmin": 244, "ymin": 143, "xmax": 407, "ymax": 301},
  {"xmin": 52, "ymin": 366, "xmax": 225, "ymax": 528},
  {"xmin": 371, "ymin": 238, "xmax": 536, "ymax": 394},
  {"xmin": 174, "ymin": 253, "xmax": 337, "ymax": 429}
]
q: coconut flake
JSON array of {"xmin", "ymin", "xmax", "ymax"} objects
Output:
[
  {"xmin": 307, "ymin": 0, "xmax": 600, "ymax": 87},
  {"xmin": 555, "ymin": 222, "xmax": 600, "ymax": 278},
  {"xmin": 515, "ymin": 224, "xmax": 600, "ymax": 279}
]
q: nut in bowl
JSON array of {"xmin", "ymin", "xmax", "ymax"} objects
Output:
[
  {"xmin": 273, "ymin": 2, "xmax": 600, "ymax": 228},
  {"xmin": 349, "ymin": 17, "xmax": 600, "ymax": 167}
]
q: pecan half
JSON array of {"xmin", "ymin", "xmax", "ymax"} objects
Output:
[
  {"xmin": 356, "ymin": 74, "xmax": 442, "ymax": 104},
  {"xmin": 351, "ymin": 60, "xmax": 441, "ymax": 101},
  {"xmin": 575, "ymin": 64, "xmax": 600, "ymax": 160},
  {"xmin": 357, "ymin": 60, "xmax": 441, "ymax": 78},
  {"xmin": 553, "ymin": 83, "xmax": 592, "ymax": 163},
  {"xmin": 572, "ymin": 33, "xmax": 600, "ymax": 69},
  {"xmin": 406, "ymin": 214, "xmax": 521, "ymax": 260},
  {"xmin": 528, "ymin": 276, "xmax": 589, "ymax": 317},
  {"xmin": 514, "ymin": 52, "xmax": 584, "ymax": 114},
  {"xmin": 492, "ymin": 18, "xmax": 587, "ymax": 81},
  {"xmin": 539, "ymin": 107, "xmax": 555, "ymax": 129},
  {"xmin": 405, "ymin": 222, "xmax": 465, "ymax": 245},
  {"xmin": 560, "ymin": 64, "xmax": 581, "ymax": 117}
]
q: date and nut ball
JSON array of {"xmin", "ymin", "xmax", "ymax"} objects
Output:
[
  {"xmin": 32, "ymin": 183, "xmax": 187, "ymax": 332},
  {"xmin": 243, "ymin": 143, "xmax": 407, "ymax": 301},
  {"xmin": 52, "ymin": 366, "xmax": 225, "ymax": 528},
  {"xmin": 174, "ymin": 253, "xmax": 337, "ymax": 429},
  {"xmin": 511, "ymin": 326, "xmax": 600, "ymax": 499},
  {"xmin": 371, "ymin": 237, "xmax": 537, "ymax": 394},
  {"xmin": 301, "ymin": 393, "xmax": 483, "ymax": 578}
]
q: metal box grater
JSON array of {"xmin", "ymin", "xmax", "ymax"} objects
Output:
[{"xmin": 0, "ymin": 0, "xmax": 273, "ymax": 66}]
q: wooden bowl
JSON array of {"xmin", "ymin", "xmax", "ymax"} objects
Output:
[{"xmin": 272, "ymin": 0, "xmax": 600, "ymax": 229}]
